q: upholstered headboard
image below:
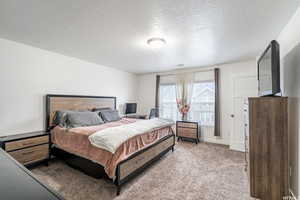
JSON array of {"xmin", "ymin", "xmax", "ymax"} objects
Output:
[{"xmin": 46, "ymin": 94, "xmax": 116, "ymax": 130}]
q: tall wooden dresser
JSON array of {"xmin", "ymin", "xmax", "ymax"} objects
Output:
[{"xmin": 247, "ymin": 97, "xmax": 289, "ymax": 200}]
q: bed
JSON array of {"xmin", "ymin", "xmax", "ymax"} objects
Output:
[{"xmin": 46, "ymin": 94, "xmax": 175, "ymax": 195}]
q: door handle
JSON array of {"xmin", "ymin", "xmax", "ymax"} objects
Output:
[{"xmin": 230, "ymin": 114, "xmax": 235, "ymax": 118}]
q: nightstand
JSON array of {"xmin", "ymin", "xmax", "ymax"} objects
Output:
[
  {"xmin": 176, "ymin": 121, "xmax": 200, "ymax": 144},
  {"xmin": 0, "ymin": 131, "xmax": 50, "ymax": 167}
]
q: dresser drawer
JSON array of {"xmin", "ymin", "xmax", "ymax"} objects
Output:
[
  {"xmin": 5, "ymin": 136, "xmax": 49, "ymax": 151},
  {"xmin": 9, "ymin": 144, "xmax": 49, "ymax": 165},
  {"xmin": 177, "ymin": 122, "xmax": 197, "ymax": 129},
  {"xmin": 177, "ymin": 127, "xmax": 198, "ymax": 139}
]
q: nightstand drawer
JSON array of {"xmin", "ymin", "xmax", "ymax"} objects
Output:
[
  {"xmin": 8, "ymin": 144, "xmax": 49, "ymax": 165},
  {"xmin": 177, "ymin": 122, "xmax": 197, "ymax": 129},
  {"xmin": 5, "ymin": 135, "xmax": 49, "ymax": 151},
  {"xmin": 177, "ymin": 127, "xmax": 198, "ymax": 139}
]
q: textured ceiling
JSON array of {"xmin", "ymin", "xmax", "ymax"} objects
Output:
[{"xmin": 0, "ymin": 0, "xmax": 299, "ymax": 74}]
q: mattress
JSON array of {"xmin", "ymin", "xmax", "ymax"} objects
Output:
[{"xmin": 51, "ymin": 118, "xmax": 174, "ymax": 179}]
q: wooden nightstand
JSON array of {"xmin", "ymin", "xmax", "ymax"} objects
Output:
[
  {"xmin": 176, "ymin": 121, "xmax": 200, "ymax": 144},
  {"xmin": 0, "ymin": 131, "xmax": 50, "ymax": 167}
]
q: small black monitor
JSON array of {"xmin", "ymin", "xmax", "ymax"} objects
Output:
[{"xmin": 125, "ymin": 103, "xmax": 137, "ymax": 114}]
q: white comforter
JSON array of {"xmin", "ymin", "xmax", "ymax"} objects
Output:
[{"xmin": 88, "ymin": 118, "xmax": 174, "ymax": 153}]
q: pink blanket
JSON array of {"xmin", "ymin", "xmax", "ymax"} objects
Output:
[{"xmin": 51, "ymin": 118, "xmax": 174, "ymax": 179}]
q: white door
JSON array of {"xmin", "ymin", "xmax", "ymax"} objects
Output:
[{"xmin": 230, "ymin": 76, "xmax": 258, "ymax": 152}]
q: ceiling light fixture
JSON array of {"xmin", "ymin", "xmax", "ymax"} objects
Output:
[{"xmin": 147, "ymin": 38, "xmax": 166, "ymax": 48}]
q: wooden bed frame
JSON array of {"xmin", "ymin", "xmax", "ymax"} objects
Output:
[{"xmin": 45, "ymin": 94, "xmax": 175, "ymax": 195}]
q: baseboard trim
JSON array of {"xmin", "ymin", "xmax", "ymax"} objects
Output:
[
  {"xmin": 202, "ymin": 141, "xmax": 229, "ymax": 148},
  {"xmin": 201, "ymin": 137, "xmax": 228, "ymax": 146},
  {"xmin": 229, "ymin": 141, "xmax": 245, "ymax": 152},
  {"xmin": 290, "ymin": 189, "xmax": 298, "ymax": 200}
]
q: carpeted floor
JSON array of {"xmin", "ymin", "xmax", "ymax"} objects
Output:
[{"xmin": 31, "ymin": 142, "xmax": 252, "ymax": 200}]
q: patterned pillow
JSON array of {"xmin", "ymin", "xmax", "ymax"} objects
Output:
[{"xmin": 52, "ymin": 110, "xmax": 70, "ymax": 127}]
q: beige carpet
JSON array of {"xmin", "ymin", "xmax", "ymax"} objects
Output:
[{"xmin": 31, "ymin": 142, "xmax": 251, "ymax": 200}]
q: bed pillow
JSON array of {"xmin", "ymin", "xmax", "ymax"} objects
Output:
[
  {"xmin": 92, "ymin": 107, "xmax": 112, "ymax": 117},
  {"xmin": 92, "ymin": 107, "xmax": 112, "ymax": 112},
  {"xmin": 100, "ymin": 109, "xmax": 121, "ymax": 122},
  {"xmin": 66, "ymin": 111, "xmax": 104, "ymax": 128}
]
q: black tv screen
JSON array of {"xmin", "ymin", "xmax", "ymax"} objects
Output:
[
  {"xmin": 258, "ymin": 40, "xmax": 280, "ymax": 96},
  {"xmin": 125, "ymin": 103, "xmax": 137, "ymax": 114}
]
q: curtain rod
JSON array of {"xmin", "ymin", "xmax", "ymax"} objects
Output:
[{"xmin": 158, "ymin": 68, "xmax": 215, "ymax": 77}]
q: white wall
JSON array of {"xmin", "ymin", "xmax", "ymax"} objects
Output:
[
  {"xmin": 137, "ymin": 74, "xmax": 157, "ymax": 116},
  {"xmin": 137, "ymin": 59, "xmax": 257, "ymax": 145},
  {"xmin": 277, "ymin": 6, "xmax": 300, "ymax": 199},
  {"xmin": 0, "ymin": 38, "xmax": 138, "ymax": 136}
]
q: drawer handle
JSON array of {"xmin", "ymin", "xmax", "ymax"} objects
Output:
[
  {"xmin": 22, "ymin": 142, "xmax": 35, "ymax": 146},
  {"xmin": 22, "ymin": 151, "xmax": 35, "ymax": 155},
  {"xmin": 135, "ymin": 157, "xmax": 145, "ymax": 164},
  {"xmin": 23, "ymin": 159, "xmax": 34, "ymax": 163}
]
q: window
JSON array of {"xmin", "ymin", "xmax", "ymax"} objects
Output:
[
  {"xmin": 188, "ymin": 81, "xmax": 215, "ymax": 126},
  {"xmin": 158, "ymin": 77, "xmax": 215, "ymax": 127},
  {"xmin": 159, "ymin": 84, "xmax": 180, "ymax": 121}
]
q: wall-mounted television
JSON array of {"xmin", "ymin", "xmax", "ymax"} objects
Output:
[
  {"xmin": 257, "ymin": 40, "xmax": 281, "ymax": 96},
  {"xmin": 125, "ymin": 103, "xmax": 137, "ymax": 114}
]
